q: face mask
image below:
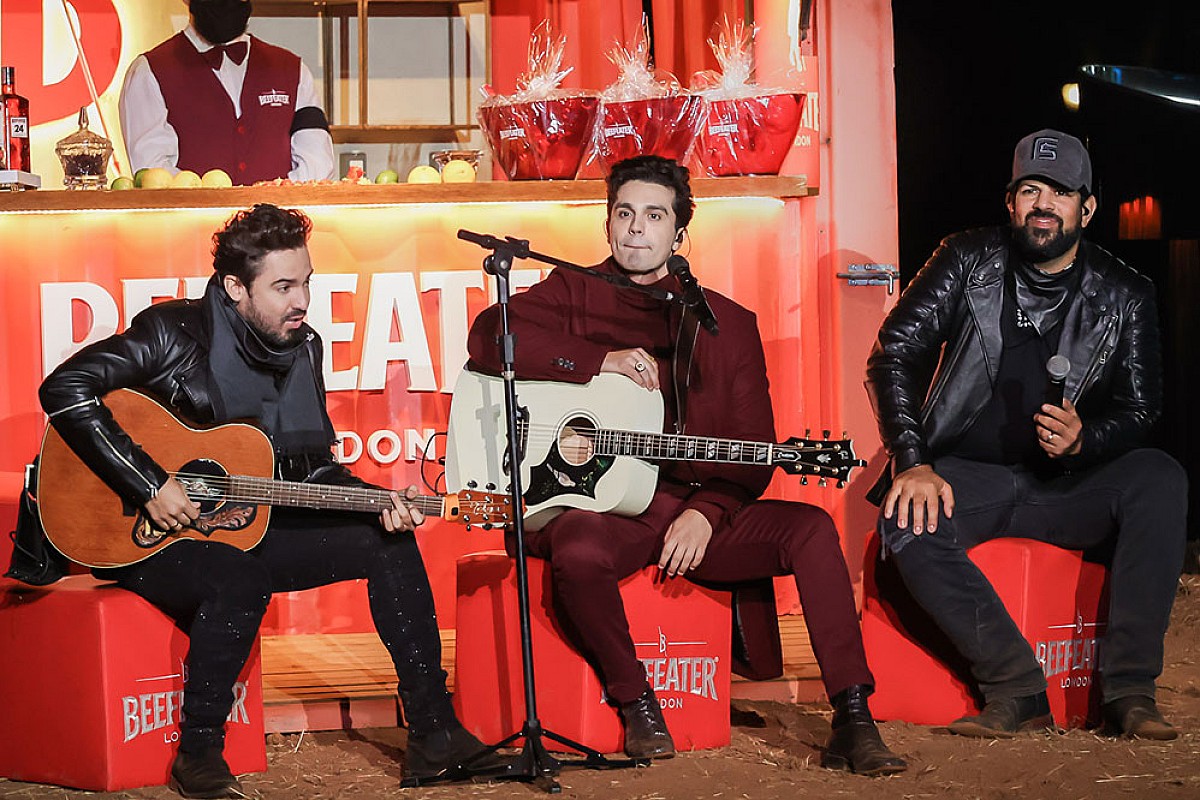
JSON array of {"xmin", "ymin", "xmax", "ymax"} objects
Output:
[{"xmin": 191, "ymin": 0, "xmax": 252, "ymax": 45}]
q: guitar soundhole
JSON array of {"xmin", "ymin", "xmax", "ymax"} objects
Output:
[
  {"xmin": 178, "ymin": 458, "xmax": 231, "ymax": 514},
  {"xmin": 557, "ymin": 416, "xmax": 598, "ymax": 467}
]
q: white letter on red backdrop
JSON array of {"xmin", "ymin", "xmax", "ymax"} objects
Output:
[
  {"xmin": 41, "ymin": 282, "xmax": 118, "ymax": 376},
  {"xmin": 421, "ymin": 270, "xmax": 484, "ymax": 393},
  {"xmin": 307, "ymin": 273, "xmax": 359, "ymax": 391},
  {"xmin": 360, "ymin": 273, "xmax": 435, "ymax": 392}
]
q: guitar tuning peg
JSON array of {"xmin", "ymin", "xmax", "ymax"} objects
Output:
[
  {"xmin": 464, "ymin": 524, "xmax": 472, "ymax": 531},
  {"xmin": 486, "ymin": 483, "xmax": 496, "ymax": 491},
  {"xmin": 822, "ymin": 429, "xmax": 831, "ymax": 440},
  {"xmin": 805, "ymin": 428, "xmax": 811, "ymax": 438},
  {"xmin": 819, "ymin": 478, "xmax": 828, "ymax": 487},
  {"xmin": 842, "ymin": 430, "xmax": 849, "ymax": 439},
  {"xmin": 837, "ymin": 480, "xmax": 846, "ymax": 489},
  {"xmin": 481, "ymin": 523, "xmax": 493, "ymax": 530},
  {"xmin": 467, "ymin": 480, "xmax": 478, "ymax": 489},
  {"xmin": 801, "ymin": 476, "xmax": 809, "ymax": 486}
]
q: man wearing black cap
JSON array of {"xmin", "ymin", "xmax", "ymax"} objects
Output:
[
  {"xmin": 864, "ymin": 129, "xmax": 1186, "ymax": 739},
  {"xmin": 118, "ymin": 0, "xmax": 335, "ymax": 185}
]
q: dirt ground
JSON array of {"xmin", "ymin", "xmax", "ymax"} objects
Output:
[{"xmin": 5, "ymin": 575, "xmax": 1200, "ymax": 800}]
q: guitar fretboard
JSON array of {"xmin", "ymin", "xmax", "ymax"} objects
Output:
[
  {"xmin": 175, "ymin": 473, "xmax": 447, "ymax": 515},
  {"xmin": 594, "ymin": 428, "xmax": 778, "ymax": 465}
]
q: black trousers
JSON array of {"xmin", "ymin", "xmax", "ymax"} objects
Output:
[
  {"xmin": 99, "ymin": 510, "xmax": 454, "ymax": 753},
  {"xmin": 877, "ymin": 449, "xmax": 1186, "ymax": 705}
]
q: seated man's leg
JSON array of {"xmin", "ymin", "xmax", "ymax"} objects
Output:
[
  {"xmin": 103, "ymin": 539, "xmax": 271, "ymax": 797},
  {"xmin": 878, "ymin": 457, "xmax": 1052, "ymax": 736},
  {"xmin": 253, "ymin": 512, "xmax": 496, "ymax": 776},
  {"xmin": 693, "ymin": 500, "xmax": 905, "ymax": 775},
  {"xmin": 1009, "ymin": 448, "xmax": 1187, "ymax": 738},
  {"xmin": 527, "ymin": 494, "xmax": 681, "ymax": 758}
]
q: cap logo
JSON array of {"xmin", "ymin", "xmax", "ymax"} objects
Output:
[{"xmin": 1032, "ymin": 136, "xmax": 1059, "ymax": 161}]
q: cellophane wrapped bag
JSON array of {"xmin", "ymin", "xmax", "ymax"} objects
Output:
[
  {"xmin": 478, "ymin": 21, "xmax": 600, "ymax": 180},
  {"xmin": 692, "ymin": 19, "xmax": 805, "ymax": 176},
  {"xmin": 590, "ymin": 22, "xmax": 705, "ymax": 173}
]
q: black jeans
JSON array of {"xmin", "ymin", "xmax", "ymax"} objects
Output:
[
  {"xmin": 99, "ymin": 510, "xmax": 454, "ymax": 753},
  {"xmin": 877, "ymin": 449, "xmax": 1186, "ymax": 705}
]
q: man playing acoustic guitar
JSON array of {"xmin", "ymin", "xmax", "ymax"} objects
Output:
[
  {"xmin": 465, "ymin": 156, "xmax": 905, "ymax": 775},
  {"xmin": 39, "ymin": 204, "xmax": 496, "ymax": 798}
]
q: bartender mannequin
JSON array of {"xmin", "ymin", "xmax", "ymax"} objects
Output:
[{"xmin": 119, "ymin": 0, "xmax": 336, "ymax": 184}]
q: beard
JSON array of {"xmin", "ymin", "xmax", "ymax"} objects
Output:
[
  {"xmin": 1011, "ymin": 211, "xmax": 1082, "ymax": 265},
  {"xmin": 243, "ymin": 306, "xmax": 305, "ymax": 350}
]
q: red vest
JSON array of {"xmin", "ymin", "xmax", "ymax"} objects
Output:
[{"xmin": 144, "ymin": 33, "xmax": 299, "ymax": 183}]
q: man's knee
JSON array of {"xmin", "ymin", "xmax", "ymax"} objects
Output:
[
  {"xmin": 1121, "ymin": 448, "xmax": 1188, "ymax": 501},
  {"xmin": 547, "ymin": 510, "xmax": 620, "ymax": 583}
]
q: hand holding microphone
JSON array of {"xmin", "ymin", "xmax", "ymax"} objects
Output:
[
  {"xmin": 1036, "ymin": 354, "xmax": 1082, "ymax": 457},
  {"xmin": 668, "ymin": 255, "xmax": 719, "ymax": 335}
]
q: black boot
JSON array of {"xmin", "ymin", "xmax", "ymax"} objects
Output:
[
  {"xmin": 169, "ymin": 748, "xmax": 244, "ymax": 799},
  {"xmin": 404, "ymin": 724, "xmax": 506, "ymax": 782},
  {"xmin": 821, "ymin": 685, "xmax": 907, "ymax": 776},
  {"xmin": 618, "ymin": 688, "xmax": 676, "ymax": 759}
]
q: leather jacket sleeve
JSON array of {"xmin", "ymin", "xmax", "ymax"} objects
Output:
[
  {"xmin": 38, "ymin": 309, "xmax": 185, "ymax": 506},
  {"xmin": 864, "ymin": 234, "xmax": 971, "ymax": 475},
  {"xmin": 1070, "ymin": 280, "xmax": 1163, "ymax": 467}
]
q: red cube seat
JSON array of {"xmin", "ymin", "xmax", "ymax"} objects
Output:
[
  {"xmin": 453, "ymin": 551, "xmax": 732, "ymax": 753},
  {"xmin": 861, "ymin": 536, "xmax": 1110, "ymax": 729},
  {"xmin": 0, "ymin": 576, "xmax": 266, "ymax": 791}
]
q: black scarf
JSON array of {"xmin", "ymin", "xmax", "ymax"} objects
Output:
[
  {"xmin": 203, "ymin": 276, "xmax": 335, "ymax": 455},
  {"xmin": 1011, "ymin": 257, "xmax": 1082, "ymax": 343}
]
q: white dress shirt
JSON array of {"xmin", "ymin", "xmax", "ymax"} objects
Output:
[{"xmin": 118, "ymin": 26, "xmax": 336, "ymax": 181}]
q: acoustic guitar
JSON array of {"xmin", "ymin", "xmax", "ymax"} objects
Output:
[
  {"xmin": 445, "ymin": 370, "xmax": 864, "ymax": 531},
  {"xmin": 37, "ymin": 389, "xmax": 510, "ymax": 568}
]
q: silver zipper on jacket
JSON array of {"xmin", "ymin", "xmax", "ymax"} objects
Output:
[
  {"xmin": 46, "ymin": 396, "xmax": 100, "ymax": 418},
  {"xmin": 95, "ymin": 426, "xmax": 158, "ymax": 497},
  {"xmin": 1074, "ymin": 315, "xmax": 1118, "ymax": 402}
]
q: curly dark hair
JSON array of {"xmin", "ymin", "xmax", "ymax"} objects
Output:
[
  {"xmin": 605, "ymin": 155, "xmax": 695, "ymax": 230},
  {"xmin": 212, "ymin": 204, "xmax": 312, "ymax": 284}
]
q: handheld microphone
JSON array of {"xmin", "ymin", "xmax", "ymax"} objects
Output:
[
  {"xmin": 1045, "ymin": 354, "xmax": 1070, "ymax": 407},
  {"xmin": 668, "ymin": 255, "xmax": 719, "ymax": 336}
]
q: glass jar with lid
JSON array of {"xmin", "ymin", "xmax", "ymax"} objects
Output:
[{"xmin": 55, "ymin": 107, "xmax": 112, "ymax": 189}]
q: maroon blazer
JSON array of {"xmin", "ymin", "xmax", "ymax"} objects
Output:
[{"xmin": 466, "ymin": 258, "xmax": 784, "ymax": 679}]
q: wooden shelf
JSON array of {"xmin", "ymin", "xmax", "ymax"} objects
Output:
[
  {"xmin": 329, "ymin": 123, "xmax": 478, "ymax": 144},
  {"xmin": 0, "ymin": 176, "xmax": 814, "ymax": 214}
]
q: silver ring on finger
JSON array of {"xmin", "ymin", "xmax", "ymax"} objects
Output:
[{"xmin": 634, "ymin": 361, "xmax": 646, "ymax": 373}]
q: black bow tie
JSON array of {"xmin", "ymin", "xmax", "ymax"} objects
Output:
[{"xmin": 201, "ymin": 40, "xmax": 248, "ymax": 70}]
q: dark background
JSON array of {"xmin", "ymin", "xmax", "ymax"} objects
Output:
[{"xmin": 891, "ymin": 1, "xmax": 1200, "ymax": 541}]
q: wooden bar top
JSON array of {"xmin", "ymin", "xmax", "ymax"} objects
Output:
[{"xmin": 0, "ymin": 175, "xmax": 813, "ymax": 214}]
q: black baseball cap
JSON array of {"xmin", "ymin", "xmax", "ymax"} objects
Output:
[{"xmin": 1009, "ymin": 128, "xmax": 1092, "ymax": 194}]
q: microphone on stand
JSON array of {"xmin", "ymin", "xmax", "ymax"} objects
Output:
[
  {"xmin": 1045, "ymin": 354, "xmax": 1070, "ymax": 407},
  {"xmin": 668, "ymin": 255, "xmax": 719, "ymax": 335}
]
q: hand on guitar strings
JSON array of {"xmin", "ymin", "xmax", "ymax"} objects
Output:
[
  {"xmin": 601, "ymin": 347, "xmax": 659, "ymax": 391},
  {"xmin": 145, "ymin": 477, "xmax": 201, "ymax": 532},
  {"xmin": 658, "ymin": 509, "xmax": 713, "ymax": 578},
  {"xmin": 381, "ymin": 485, "xmax": 425, "ymax": 533}
]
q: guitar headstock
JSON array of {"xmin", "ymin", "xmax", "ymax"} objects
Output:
[
  {"xmin": 444, "ymin": 489, "xmax": 513, "ymax": 529},
  {"xmin": 774, "ymin": 433, "xmax": 866, "ymax": 487}
]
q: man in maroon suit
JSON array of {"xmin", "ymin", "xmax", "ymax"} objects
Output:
[
  {"xmin": 465, "ymin": 155, "xmax": 906, "ymax": 775},
  {"xmin": 118, "ymin": 0, "xmax": 335, "ymax": 184}
]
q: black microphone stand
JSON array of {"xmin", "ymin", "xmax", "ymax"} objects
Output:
[{"xmin": 409, "ymin": 232, "xmax": 653, "ymax": 792}]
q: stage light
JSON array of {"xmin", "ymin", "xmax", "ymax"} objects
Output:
[{"xmin": 1062, "ymin": 82, "xmax": 1080, "ymax": 111}]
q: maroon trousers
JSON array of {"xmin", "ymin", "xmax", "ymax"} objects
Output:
[{"xmin": 520, "ymin": 490, "xmax": 873, "ymax": 705}]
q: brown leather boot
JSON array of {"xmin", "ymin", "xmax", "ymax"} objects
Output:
[
  {"xmin": 948, "ymin": 691, "xmax": 1055, "ymax": 738},
  {"xmin": 1103, "ymin": 695, "xmax": 1179, "ymax": 741},
  {"xmin": 618, "ymin": 688, "xmax": 676, "ymax": 759},
  {"xmin": 821, "ymin": 685, "xmax": 907, "ymax": 776}
]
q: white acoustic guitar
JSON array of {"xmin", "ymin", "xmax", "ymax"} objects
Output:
[{"xmin": 445, "ymin": 370, "xmax": 863, "ymax": 531}]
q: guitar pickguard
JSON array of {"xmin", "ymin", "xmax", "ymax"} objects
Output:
[
  {"xmin": 525, "ymin": 451, "xmax": 617, "ymax": 507},
  {"xmin": 129, "ymin": 457, "xmax": 259, "ymax": 549}
]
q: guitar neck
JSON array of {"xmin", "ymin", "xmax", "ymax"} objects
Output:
[
  {"xmin": 593, "ymin": 428, "xmax": 780, "ymax": 466},
  {"xmin": 180, "ymin": 473, "xmax": 445, "ymax": 516}
]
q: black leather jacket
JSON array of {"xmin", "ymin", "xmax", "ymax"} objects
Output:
[
  {"xmin": 39, "ymin": 298, "xmax": 353, "ymax": 507},
  {"xmin": 865, "ymin": 227, "xmax": 1162, "ymax": 501}
]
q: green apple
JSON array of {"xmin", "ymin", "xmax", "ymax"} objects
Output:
[{"xmin": 375, "ymin": 169, "xmax": 400, "ymax": 184}]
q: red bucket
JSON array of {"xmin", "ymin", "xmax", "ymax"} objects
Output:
[
  {"xmin": 697, "ymin": 92, "xmax": 805, "ymax": 176},
  {"xmin": 480, "ymin": 96, "xmax": 600, "ymax": 180},
  {"xmin": 596, "ymin": 95, "xmax": 705, "ymax": 172}
]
